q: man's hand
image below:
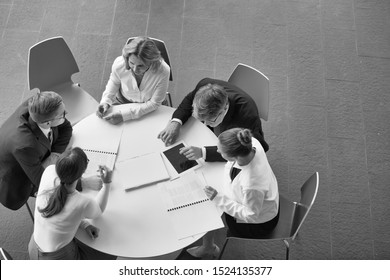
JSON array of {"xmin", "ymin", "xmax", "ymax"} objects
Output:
[
  {"xmin": 96, "ymin": 103, "xmax": 110, "ymax": 118},
  {"xmin": 179, "ymin": 146, "xmax": 202, "ymax": 160},
  {"xmin": 204, "ymin": 186, "xmax": 218, "ymax": 201},
  {"xmin": 85, "ymin": 225, "xmax": 100, "ymax": 240},
  {"xmin": 157, "ymin": 121, "xmax": 181, "ymax": 146},
  {"xmin": 103, "ymin": 112, "xmax": 123, "ymax": 125},
  {"xmin": 81, "ymin": 175, "xmax": 103, "ymax": 191}
]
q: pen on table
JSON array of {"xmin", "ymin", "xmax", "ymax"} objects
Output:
[{"xmin": 124, "ymin": 178, "xmax": 170, "ymax": 192}]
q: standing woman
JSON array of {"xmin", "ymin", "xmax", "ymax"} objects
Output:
[
  {"xmin": 97, "ymin": 36, "xmax": 170, "ymax": 124},
  {"xmin": 28, "ymin": 147, "xmax": 115, "ymax": 260},
  {"xmin": 187, "ymin": 128, "xmax": 279, "ymax": 259}
]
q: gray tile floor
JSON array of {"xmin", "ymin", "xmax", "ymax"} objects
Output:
[{"xmin": 0, "ymin": 0, "xmax": 389, "ymax": 260}]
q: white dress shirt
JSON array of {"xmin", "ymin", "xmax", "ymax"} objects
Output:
[
  {"xmin": 100, "ymin": 56, "xmax": 170, "ymax": 121},
  {"xmin": 33, "ymin": 165, "xmax": 101, "ymax": 252},
  {"xmin": 212, "ymin": 138, "xmax": 279, "ymax": 223}
]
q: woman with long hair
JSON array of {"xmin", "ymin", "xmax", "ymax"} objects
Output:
[
  {"xmin": 28, "ymin": 147, "xmax": 114, "ymax": 260},
  {"xmin": 97, "ymin": 36, "xmax": 170, "ymax": 124}
]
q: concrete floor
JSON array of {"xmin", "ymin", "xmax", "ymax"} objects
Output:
[{"xmin": 0, "ymin": 0, "xmax": 389, "ymax": 260}]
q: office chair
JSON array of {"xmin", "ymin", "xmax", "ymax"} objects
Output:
[
  {"xmin": 0, "ymin": 247, "xmax": 13, "ymax": 260},
  {"xmin": 25, "ymin": 202, "xmax": 34, "ymax": 222},
  {"xmin": 218, "ymin": 172, "xmax": 319, "ymax": 260},
  {"xmin": 126, "ymin": 37, "xmax": 174, "ymax": 107},
  {"xmin": 28, "ymin": 36, "xmax": 99, "ymax": 126},
  {"xmin": 228, "ymin": 63, "xmax": 269, "ymax": 121}
]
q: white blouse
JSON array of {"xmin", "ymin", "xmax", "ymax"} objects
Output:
[
  {"xmin": 212, "ymin": 138, "xmax": 279, "ymax": 224},
  {"xmin": 33, "ymin": 165, "xmax": 101, "ymax": 252},
  {"xmin": 100, "ymin": 56, "xmax": 170, "ymax": 121}
]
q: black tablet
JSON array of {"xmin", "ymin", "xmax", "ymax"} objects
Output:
[{"xmin": 162, "ymin": 142, "xmax": 200, "ymax": 176}]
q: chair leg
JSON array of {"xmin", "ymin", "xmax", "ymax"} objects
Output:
[
  {"xmin": 167, "ymin": 92, "xmax": 173, "ymax": 107},
  {"xmin": 217, "ymin": 238, "xmax": 229, "ymax": 260},
  {"xmin": 283, "ymin": 240, "xmax": 290, "ymax": 260},
  {"xmin": 25, "ymin": 202, "xmax": 34, "ymax": 222}
]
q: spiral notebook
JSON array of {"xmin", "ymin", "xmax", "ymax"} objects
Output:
[
  {"xmin": 82, "ymin": 149, "xmax": 117, "ymax": 176},
  {"xmin": 159, "ymin": 171, "xmax": 224, "ymax": 240},
  {"xmin": 71, "ymin": 114, "xmax": 124, "ymax": 176}
]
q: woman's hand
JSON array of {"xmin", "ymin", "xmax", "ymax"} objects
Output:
[
  {"xmin": 98, "ymin": 165, "xmax": 112, "ymax": 184},
  {"xmin": 96, "ymin": 103, "xmax": 110, "ymax": 118},
  {"xmin": 103, "ymin": 112, "xmax": 123, "ymax": 125},
  {"xmin": 204, "ymin": 186, "xmax": 218, "ymax": 201},
  {"xmin": 85, "ymin": 225, "xmax": 100, "ymax": 240}
]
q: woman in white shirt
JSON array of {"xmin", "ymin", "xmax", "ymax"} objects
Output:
[
  {"xmin": 28, "ymin": 147, "xmax": 115, "ymax": 260},
  {"xmin": 96, "ymin": 36, "xmax": 170, "ymax": 124},
  {"xmin": 187, "ymin": 128, "xmax": 279, "ymax": 259}
]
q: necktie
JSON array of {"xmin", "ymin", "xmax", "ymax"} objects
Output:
[
  {"xmin": 230, "ymin": 166, "xmax": 241, "ymax": 181},
  {"xmin": 47, "ymin": 130, "xmax": 53, "ymax": 145}
]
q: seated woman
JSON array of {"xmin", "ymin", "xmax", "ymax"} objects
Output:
[
  {"xmin": 28, "ymin": 147, "xmax": 115, "ymax": 260},
  {"xmin": 187, "ymin": 128, "xmax": 279, "ymax": 259},
  {"xmin": 97, "ymin": 36, "xmax": 170, "ymax": 124}
]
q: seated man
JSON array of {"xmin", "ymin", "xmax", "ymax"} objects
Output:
[
  {"xmin": 0, "ymin": 91, "xmax": 72, "ymax": 210},
  {"xmin": 158, "ymin": 78, "xmax": 269, "ymax": 162}
]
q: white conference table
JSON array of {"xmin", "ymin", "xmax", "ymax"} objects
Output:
[{"xmin": 72, "ymin": 105, "xmax": 224, "ymax": 258}]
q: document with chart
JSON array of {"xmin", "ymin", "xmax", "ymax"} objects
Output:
[
  {"xmin": 159, "ymin": 171, "xmax": 224, "ymax": 240},
  {"xmin": 71, "ymin": 114, "xmax": 124, "ymax": 176}
]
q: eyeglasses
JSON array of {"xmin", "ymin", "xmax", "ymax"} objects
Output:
[
  {"xmin": 208, "ymin": 110, "xmax": 224, "ymax": 123},
  {"xmin": 50, "ymin": 110, "xmax": 68, "ymax": 121},
  {"xmin": 205, "ymin": 105, "xmax": 228, "ymax": 124}
]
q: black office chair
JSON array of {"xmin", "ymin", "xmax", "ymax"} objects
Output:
[
  {"xmin": 218, "ymin": 172, "xmax": 319, "ymax": 260},
  {"xmin": 126, "ymin": 37, "xmax": 174, "ymax": 107},
  {"xmin": 28, "ymin": 36, "xmax": 99, "ymax": 126}
]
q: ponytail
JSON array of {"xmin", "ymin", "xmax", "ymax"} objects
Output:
[
  {"xmin": 38, "ymin": 147, "xmax": 88, "ymax": 218},
  {"xmin": 38, "ymin": 179, "xmax": 69, "ymax": 218},
  {"xmin": 218, "ymin": 128, "xmax": 253, "ymax": 158}
]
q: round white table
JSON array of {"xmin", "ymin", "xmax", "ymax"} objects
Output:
[{"xmin": 72, "ymin": 105, "xmax": 224, "ymax": 258}]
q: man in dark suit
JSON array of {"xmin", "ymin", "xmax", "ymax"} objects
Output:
[
  {"xmin": 0, "ymin": 91, "xmax": 72, "ymax": 210},
  {"xmin": 158, "ymin": 78, "xmax": 269, "ymax": 162}
]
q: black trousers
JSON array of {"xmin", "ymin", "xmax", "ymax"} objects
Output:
[{"xmin": 224, "ymin": 210, "xmax": 279, "ymax": 239}]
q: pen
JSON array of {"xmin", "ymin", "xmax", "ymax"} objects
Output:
[{"xmin": 124, "ymin": 178, "xmax": 170, "ymax": 192}]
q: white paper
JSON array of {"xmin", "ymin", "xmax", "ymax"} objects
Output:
[
  {"xmin": 72, "ymin": 114, "xmax": 124, "ymax": 176},
  {"xmin": 159, "ymin": 172, "xmax": 224, "ymax": 240},
  {"xmin": 116, "ymin": 152, "xmax": 171, "ymax": 191}
]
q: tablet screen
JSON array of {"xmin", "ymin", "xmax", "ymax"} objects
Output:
[{"xmin": 162, "ymin": 143, "xmax": 198, "ymax": 174}]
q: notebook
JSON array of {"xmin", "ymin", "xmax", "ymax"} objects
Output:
[
  {"xmin": 159, "ymin": 171, "xmax": 224, "ymax": 240},
  {"xmin": 71, "ymin": 114, "xmax": 123, "ymax": 177},
  {"xmin": 117, "ymin": 152, "xmax": 171, "ymax": 191}
]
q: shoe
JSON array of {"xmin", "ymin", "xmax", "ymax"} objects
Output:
[{"xmin": 186, "ymin": 245, "xmax": 220, "ymax": 260}]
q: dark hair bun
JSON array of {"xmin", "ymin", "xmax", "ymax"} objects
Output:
[{"xmin": 237, "ymin": 129, "xmax": 252, "ymax": 147}]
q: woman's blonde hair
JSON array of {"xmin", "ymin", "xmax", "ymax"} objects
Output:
[
  {"xmin": 218, "ymin": 128, "xmax": 253, "ymax": 158},
  {"xmin": 122, "ymin": 36, "xmax": 162, "ymax": 72}
]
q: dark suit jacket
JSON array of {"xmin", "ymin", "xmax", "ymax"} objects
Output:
[
  {"xmin": 0, "ymin": 99, "xmax": 72, "ymax": 210},
  {"xmin": 172, "ymin": 78, "xmax": 269, "ymax": 162}
]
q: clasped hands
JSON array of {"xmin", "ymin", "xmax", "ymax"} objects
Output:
[{"xmin": 96, "ymin": 103, "xmax": 123, "ymax": 125}]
